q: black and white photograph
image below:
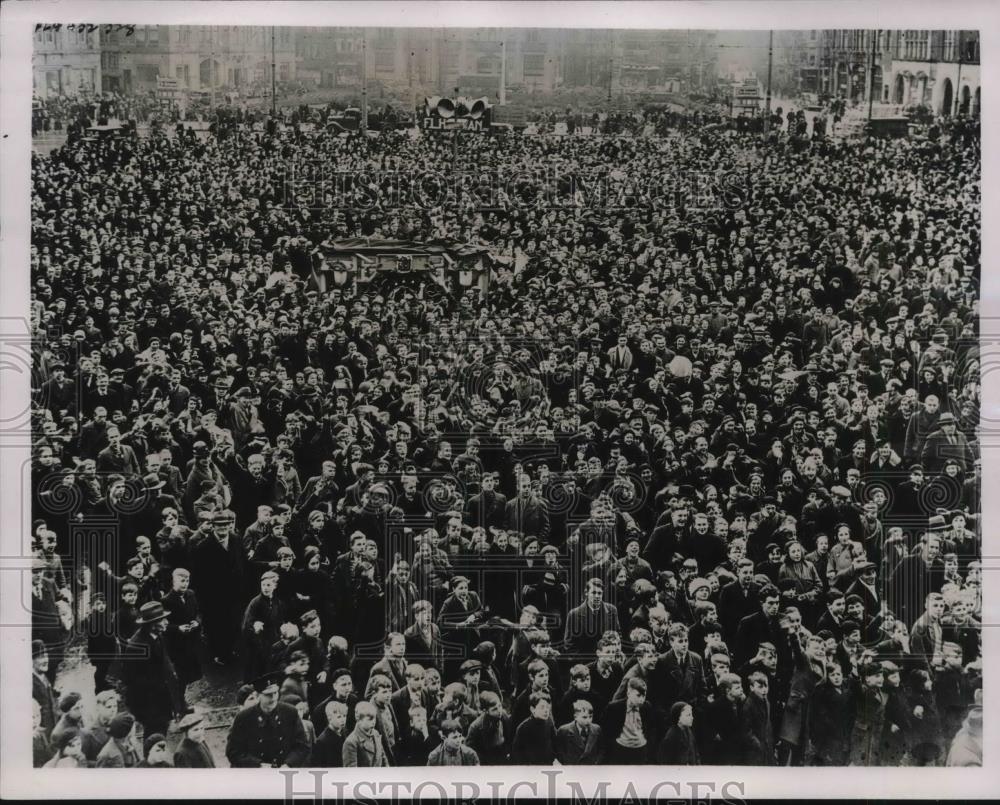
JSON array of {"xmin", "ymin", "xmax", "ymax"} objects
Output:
[{"xmin": 1, "ymin": 0, "xmax": 996, "ymax": 800}]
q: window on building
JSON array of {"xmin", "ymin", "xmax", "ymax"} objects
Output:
[
  {"xmin": 148, "ymin": 26, "xmax": 159, "ymax": 44},
  {"xmin": 375, "ymin": 49, "xmax": 394, "ymax": 71},
  {"xmin": 279, "ymin": 62, "xmax": 290, "ymax": 81},
  {"xmin": 138, "ymin": 63, "xmax": 159, "ymax": 82},
  {"xmin": 963, "ymin": 35, "xmax": 979, "ymax": 62},
  {"xmin": 523, "ymin": 53, "xmax": 544, "ymax": 77}
]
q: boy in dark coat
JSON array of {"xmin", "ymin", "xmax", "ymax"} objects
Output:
[
  {"xmin": 241, "ymin": 570, "xmax": 290, "ymax": 683},
  {"xmin": 849, "ymin": 663, "xmax": 887, "ymax": 766},
  {"xmin": 397, "ymin": 705, "xmax": 435, "ymax": 765},
  {"xmin": 905, "ymin": 669, "xmax": 943, "ymax": 765},
  {"xmin": 809, "ymin": 663, "xmax": 854, "ymax": 765},
  {"xmin": 880, "ymin": 661, "xmax": 911, "ymax": 766},
  {"xmin": 934, "ymin": 641, "xmax": 973, "ymax": 744},
  {"xmin": 465, "ymin": 692, "xmax": 511, "ymax": 765},
  {"xmin": 83, "ymin": 593, "xmax": 117, "ymax": 693},
  {"xmin": 702, "ymin": 673, "xmax": 746, "ymax": 764},
  {"xmin": 311, "ymin": 700, "xmax": 348, "ymax": 767},
  {"xmin": 555, "ymin": 699, "xmax": 604, "ymax": 764},
  {"xmin": 740, "ymin": 671, "xmax": 775, "ymax": 765},
  {"xmin": 600, "ymin": 677, "xmax": 658, "ymax": 764},
  {"xmin": 427, "ymin": 718, "xmax": 480, "ymax": 765},
  {"xmin": 510, "ymin": 692, "xmax": 557, "ymax": 764},
  {"xmin": 161, "ymin": 568, "xmax": 203, "ymax": 703}
]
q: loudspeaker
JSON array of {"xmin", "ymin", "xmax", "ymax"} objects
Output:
[
  {"xmin": 469, "ymin": 97, "xmax": 490, "ymax": 119},
  {"xmin": 436, "ymin": 97, "xmax": 456, "ymax": 118}
]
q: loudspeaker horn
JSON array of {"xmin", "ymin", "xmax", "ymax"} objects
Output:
[
  {"xmin": 436, "ymin": 97, "xmax": 456, "ymax": 118},
  {"xmin": 468, "ymin": 97, "xmax": 490, "ymax": 119}
]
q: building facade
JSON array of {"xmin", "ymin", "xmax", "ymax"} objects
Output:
[
  {"xmin": 289, "ymin": 27, "xmax": 718, "ymax": 104},
  {"xmin": 32, "ymin": 26, "xmax": 102, "ymax": 99},
  {"xmin": 884, "ymin": 30, "xmax": 980, "ymax": 116},
  {"xmin": 775, "ymin": 30, "xmax": 824, "ymax": 96},
  {"xmin": 605, "ymin": 30, "xmax": 718, "ymax": 94},
  {"xmin": 99, "ymin": 25, "xmax": 297, "ymax": 96},
  {"xmin": 296, "ymin": 27, "xmax": 365, "ymax": 89},
  {"xmin": 817, "ymin": 29, "xmax": 980, "ymax": 116}
]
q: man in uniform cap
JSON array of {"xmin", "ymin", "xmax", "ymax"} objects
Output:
[{"xmin": 226, "ymin": 672, "xmax": 309, "ymax": 768}]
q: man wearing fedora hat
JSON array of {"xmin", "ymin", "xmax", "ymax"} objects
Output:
[
  {"xmin": 119, "ymin": 600, "xmax": 184, "ymax": 738},
  {"xmin": 920, "ymin": 411, "xmax": 975, "ymax": 475},
  {"xmin": 127, "ymin": 473, "xmax": 182, "ymax": 543}
]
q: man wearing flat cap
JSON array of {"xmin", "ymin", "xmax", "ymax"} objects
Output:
[
  {"xmin": 173, "ymin": 712, "xmax": 217, "ymax": 767},
  {"xmin": 50, "ymin": 691, "xmax": 85, "ymax": 749},
  {"xmin": 226, "ymin": 672, "xmax": 310, "ymax": 768},
  {"xmin": 191, "ymin": 508, "xmax": 245, "ymax": 666}
]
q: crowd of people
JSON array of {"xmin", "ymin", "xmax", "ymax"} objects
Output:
[{"xmin": 30, "ymin": 86, "xmax": 982, "ymax": 768}]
